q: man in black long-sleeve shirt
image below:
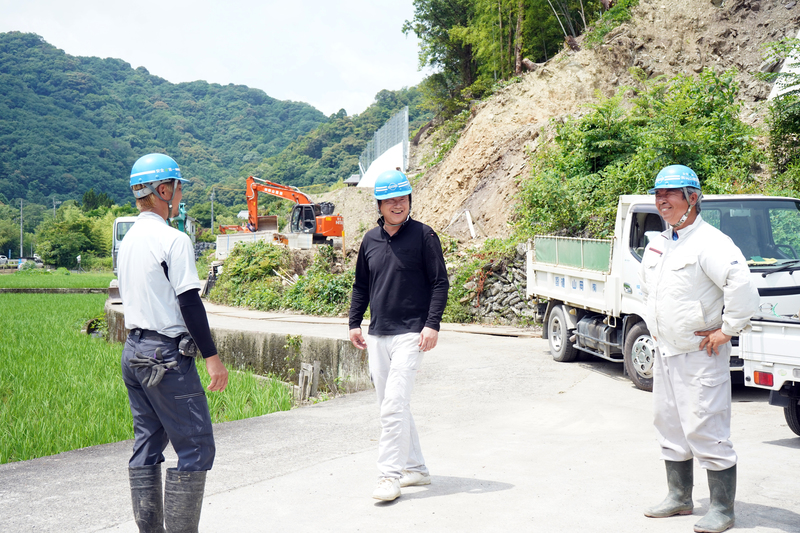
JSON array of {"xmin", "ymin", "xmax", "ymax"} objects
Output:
[{"xmin": 349, "ymin": 170, "xmax": 449, "ymax": 502}]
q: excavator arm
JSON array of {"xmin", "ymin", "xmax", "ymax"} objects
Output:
[{"xmin": 246, "ymin": 176, "xmax": 314, "ymax": 229}]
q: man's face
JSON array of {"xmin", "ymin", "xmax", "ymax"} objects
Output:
[
  {"xmin": 379, "ymin": 195, "xmax": 409, "ymax": 226},
  {"xmin": 655, "ymin": 188, "xmax": 695, "ymax": 226}
]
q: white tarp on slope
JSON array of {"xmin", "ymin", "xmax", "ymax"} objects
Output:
[
  {"xmin": 357, "ymin": 142, "xmax": 404, "ymax": 188},
  {"xmin": 769, "ymin": 29, "xmax": 800, "ymax": 100}
]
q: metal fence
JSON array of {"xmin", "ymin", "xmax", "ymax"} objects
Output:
[{"xmin": 359, "ymin": 106, "xmax": 409, "ymax": 175}]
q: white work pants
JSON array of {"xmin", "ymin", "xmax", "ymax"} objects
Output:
[
  {"xmin": 652, "ymin": 343, "xmax": 737, "ymax": 471},
  {"xmin": 367, "ymin": 332, "xmax": 427, "ymax": 479}
]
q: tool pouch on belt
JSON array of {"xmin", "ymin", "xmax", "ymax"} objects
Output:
[{"xmin": 179, "ymin": 336, "xmax": 198, "ymax": 358}]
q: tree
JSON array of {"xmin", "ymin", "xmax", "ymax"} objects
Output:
[
  {"xmin": 35, "ymin": 205, "xmax": 102, "ymax": 267},
  {"xmin": 403, "ymin": 0, "xmax": 478, "ymax": 92},
  {"xmin": 82, "ymin": 188, "xmax": 114, "ymax": 211}
]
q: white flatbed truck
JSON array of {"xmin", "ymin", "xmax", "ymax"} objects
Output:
[{"xmin": 527, "ymin": 194, "xmax": 800, "ymax": 391}]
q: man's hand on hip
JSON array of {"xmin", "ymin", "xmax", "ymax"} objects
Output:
[
  {"xmin": 349, "ymin": 328, "xmax": 367, "ymax": 350},
  {"xmin": 205, "ymin": 354, "xmax": 228, "ymax": 392},
  {"xmin": 419, "ymin": 327, "xmax": 438, "ymax": 352},
  {"xmin": 695, "ymin": 328, "xmax": 732, "ymax": 356}
]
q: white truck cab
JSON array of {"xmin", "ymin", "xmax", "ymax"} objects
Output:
[
  {"xmin": 528, "ymin": 194, "xmax": 800, "ymax": 391},
  {"xmin": 112, "ymin": 216, "xmax": 138, "ymax": 275}
]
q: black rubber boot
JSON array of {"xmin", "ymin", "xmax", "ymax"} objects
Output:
[
  {"xmin": 694, "ymin": 465, "xmax": 736, "ymax": 533},
  {"xmin": 164, "ymin": 468, "xmax": 206, "ymax": 533},
  {"xmin": 129, "ymin": 465, "xmax": 165, "ymax": 533},
  {"xmin": 644, "ymin": 459, "xmax": 694, "ymax": 518}
]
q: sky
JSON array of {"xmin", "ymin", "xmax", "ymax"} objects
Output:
[{"xmin": 0, "ymin": 0, "xmax": 427, "ymax": 116}]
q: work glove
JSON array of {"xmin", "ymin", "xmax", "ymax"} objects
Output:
[{"xmin": 129, "ymin": 348, "xmax": 178, "ymax": 387}]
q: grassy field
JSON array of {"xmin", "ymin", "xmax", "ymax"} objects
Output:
[
  {"xmin": 0, "ymin": 270, "xmax": 116, "ymax": 289},
  {"xmin": 0, "ymin": 293, "xmax": 293, "ymax": 464}
]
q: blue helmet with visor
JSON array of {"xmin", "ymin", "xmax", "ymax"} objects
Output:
[
  {"xmin": 649, "ymin": 164, "xmax": 702, "ymax": 229},
  {"xmin": 374, "ymin": 170, "xmax": 412, "ymax": 200},
  {"xmin": 130, "ymin": 153, "xmax": 187, "ymax": 199},
  {"xmin": 130, "ymin": 153, "xmax": 187, "ymax": 217},
  {"xmin": 648, "ymin": 165, "xmax": 701, "ymax": 193}
]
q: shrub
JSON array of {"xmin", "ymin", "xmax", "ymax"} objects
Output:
[
  {"xmin": 283, "ymin": 246, "xmax": 353, "ymax": 316},
  {"xmin": 82, "ymin": 255, "xmax": 113, "ymax": 272},
  {"xmin": 516, "ymin": 68, "xmax": 763, "ymax": 238},
  {"xmin": 584, "ymin": 0, "xmax": 640, "ymax": 48},
  {"xmin": 208, "ymin": 241, "xmax": 353, "ymax": 317}
]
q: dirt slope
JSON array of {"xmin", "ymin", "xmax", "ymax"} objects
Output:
[{"xmin": 404, "ymin": 0, "xmax": 800, "ymax": 243}]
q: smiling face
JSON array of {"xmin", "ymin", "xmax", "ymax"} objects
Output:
[
  {"xmin": 379, "ymin": 195, "xmax": 410, "ymax": 228},
  {"xmin": 655, "ymin": 188, "xmax": 697, "ymax": 228}
]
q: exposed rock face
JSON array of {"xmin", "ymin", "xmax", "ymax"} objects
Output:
[{"xmin": 407, "ymin": 0, "xmax": 798, "ymax": 243}]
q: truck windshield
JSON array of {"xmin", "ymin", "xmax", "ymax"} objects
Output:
[{"xmin": 703, "ymin": 199, "xmax": 800, "ymax": 270}]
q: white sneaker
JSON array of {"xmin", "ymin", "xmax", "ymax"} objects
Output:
[
  {"xmin": 399, "ymin": 470, "xmax": 431, "ymax": 487},
  {"xmin": 372, "ymin": 477, "xmax": 401, "ymax": 501}
]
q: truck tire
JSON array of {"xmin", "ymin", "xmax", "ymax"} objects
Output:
[
  {"xmin": 547, "ymin": 305, "xmax": 578, "ymax": 362},
  {"xmin": 624, "ymin": 321, "xmax": 655, "ymax": 392},
  {"xmin": 785, "ymin": 400, "xmax": 800, "ymax": 437}
]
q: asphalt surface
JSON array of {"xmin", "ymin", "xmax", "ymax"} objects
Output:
[{"xmin": 2, "ymin": 304, "xmax": 799, "ymax": 533}]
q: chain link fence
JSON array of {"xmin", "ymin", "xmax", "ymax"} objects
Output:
[{"xmin": 358, "ymin": 106, "xmax": 408, "ymax": 176}]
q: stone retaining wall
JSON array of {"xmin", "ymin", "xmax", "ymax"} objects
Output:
[
  {"xmin": 105, "ymin": 300, "xmax": 370, "ymax": 394},
  {"xmin": 458, "ymin": 244, "xmax": 541, "ymax": 325}
]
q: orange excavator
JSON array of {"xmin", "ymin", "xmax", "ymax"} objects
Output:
[{"xmin": 219, "ymin": 176, "xmax": 344, "ymax": 245}]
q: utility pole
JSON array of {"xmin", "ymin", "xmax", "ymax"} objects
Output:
[
  {"xmin": 19, "ymin": 199, "xmax": 23, "ymax": 259},
  {"xmin": 52, "ymin": 197, "xmax": 62, "ymax": 219},
  {"xmin": 210, "ymin": 187, "xmax": 215, "ymax": 235}
]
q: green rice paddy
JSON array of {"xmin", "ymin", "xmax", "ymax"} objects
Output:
[
  {"xmin": 0, "ymin": 293, "xmax": 293, "ymax": 464},
  {"xmin": 0, "ymin": 270, "xmax": 116, "ymax": 289}
]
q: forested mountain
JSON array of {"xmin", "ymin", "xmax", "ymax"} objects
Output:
[
  {"xmin": 0, "ymin": 31, "xmax": 432, "ymax": 262},
  {"xmin": 252, "ymin": 87, "xmax": 431, "ymax": 188},
  {"xmin": 0, "ymin": 31, "xmax": 327, "ymax": 206}
]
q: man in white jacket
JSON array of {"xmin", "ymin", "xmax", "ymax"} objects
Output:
[{"xmin": 639, "ymin": 165, "xmax": 759, "ymax": 533}]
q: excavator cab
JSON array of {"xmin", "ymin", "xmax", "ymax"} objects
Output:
[{"xmin": 290, "ymin": 204, "xmax": 321, "ymax": 234}]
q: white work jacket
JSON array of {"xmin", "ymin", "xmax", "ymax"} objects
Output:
[{"xmin": 639, "ymin": 215, "xmax": 759, "ymax": 356}]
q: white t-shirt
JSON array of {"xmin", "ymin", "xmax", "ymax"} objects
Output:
[{"xmin": 118, "ymin": 211, "xmax": 201, "ymax": 337}]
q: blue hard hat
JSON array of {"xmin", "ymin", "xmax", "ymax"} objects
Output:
[
  {"xmin": 374, "ymin": 170, "xmax": 412, "ymax": 200},
  {"xmin": 130, "ymin": 153, "xmax": 187, "ymax": 188},
  {"xmin": 648, "ymin": 165, "xmax": 700, "ymax": 193}
]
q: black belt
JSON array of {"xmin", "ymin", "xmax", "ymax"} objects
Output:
[{"xmin": 129, "ymin": 328, "xmax": 180, "ymax": 343}]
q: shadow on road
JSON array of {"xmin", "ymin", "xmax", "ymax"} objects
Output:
[
  {"xmin": 733, "ymin": 384, "xmax": 770, "ymax": 403},
  {"xmin": 374, "ymin": 475, "xmax": 514, "ymax": 506},
  {"xmin": 700, "ymin": 499, "xmax": 800, "ymax": 532},
  {"xmin": 763, "ymin": 436, "xmax": 800, "ymax": 449}
]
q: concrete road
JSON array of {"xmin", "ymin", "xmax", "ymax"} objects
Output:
[{"xmin": 1, "ymin": 311, "xmax": 799, "ymax": 533}]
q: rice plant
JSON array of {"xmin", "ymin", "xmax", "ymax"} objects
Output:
[
  {"xmin": 0, "ymin": 293, "xmax": 293, "ymax": 464},
  {"xmin": 0, "ymin": 270, "xmax": 115, "ymax": 289}
]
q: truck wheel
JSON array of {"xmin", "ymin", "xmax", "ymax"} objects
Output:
[
  {"xmin": 547, "ymin": 305, "xmax": 578, "ymax": 362},
  {"xmin": 624, "ymin": 322, "xmax": 655, "ymax": 392},
  {"xmin": 784, "ymin": 400, "xmax": 800, "ymax": 437}
]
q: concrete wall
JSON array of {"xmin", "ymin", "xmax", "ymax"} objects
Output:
[{"xmin": 105, "ymin": 300, "xmax": 371, "ymax": 394}]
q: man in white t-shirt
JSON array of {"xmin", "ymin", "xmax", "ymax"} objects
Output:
[{"xmin": 119, "ymin": 153, "xmax": 228, "ymax": 533}]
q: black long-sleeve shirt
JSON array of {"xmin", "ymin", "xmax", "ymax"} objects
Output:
[{"xmin": 349, "ymin": 217, "xmax": 449, "ymax": 335}]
